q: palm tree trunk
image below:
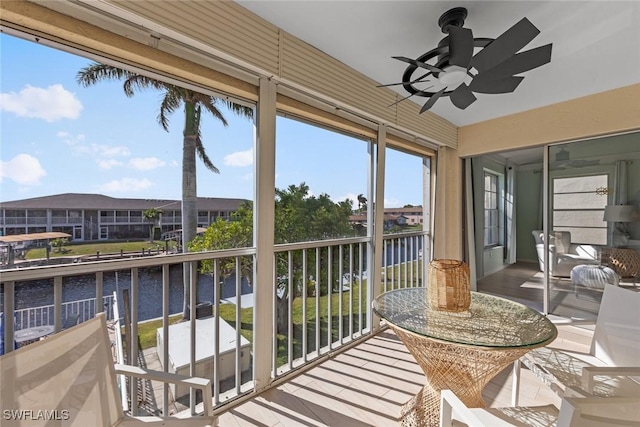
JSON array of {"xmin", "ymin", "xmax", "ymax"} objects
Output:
[{"xmin": 182, "ymin": 103, "xmax": 198, "ymax": 320}]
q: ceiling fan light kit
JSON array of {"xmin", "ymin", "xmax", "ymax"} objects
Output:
[{"xmin": 387, "ymin": 7, "xmax": 553, "ymax": 113}]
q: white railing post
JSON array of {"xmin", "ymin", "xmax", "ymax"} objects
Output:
[
  {"xmin": 53, "ymin": 277, "xmax": 62, "ymax": 333},
  {"xmin": 161, "ymin": 264, "xmax": 170, "ymax": 416},
  {"xmin": 3, "ymin": 281, "xmax": 15, "ymax": 353},
  {"xmin": 96, "ymin": 271, "xmax": 104, "ymax": 314},
  {"xmin": 130, "ymin": 267, "xmax": 139, "ymax": 416},
  {"xmin": 112, "ymin": 292, "xmax": 128, "ymax": 411}
]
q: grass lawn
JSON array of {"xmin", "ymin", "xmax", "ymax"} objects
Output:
[
  {"xmin": 131, "ymin": 282, "xmax": 371, "ymax": 368},
  {"xmin": 132, "ymin": 262, "xmax": 422, "ymax": 367},
  {"xmin": 133, "ymin": 304, "xmax": 255, "ymax": 351}
]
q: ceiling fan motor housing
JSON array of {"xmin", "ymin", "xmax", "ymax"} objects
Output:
[
  {"xmin": 436, "ymin": 7, "xmax": 468, "ymax": 67},
  {"xmin": 438, "ymin": 7, "xmax": 468, "ymax": 33}
]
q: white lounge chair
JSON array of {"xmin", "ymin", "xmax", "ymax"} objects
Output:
[
  {"xmin": 513, "ymin": 285, "xmax": 640, "ymax": 404},
  {"xmin": 0, "ymin": 313, "xmax": 214, "ymax": 427},
  {"xmin": 531, "ymin": 230, "xmax": 600, "ymax": 277},
  {"xmin": 440, "ymin": 388, "xmax": 640, "ymax": 427}
]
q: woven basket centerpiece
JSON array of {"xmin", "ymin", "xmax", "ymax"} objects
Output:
[{"xmin": 427, "ymin": 259, "xmax": 471, "ymax": 312}]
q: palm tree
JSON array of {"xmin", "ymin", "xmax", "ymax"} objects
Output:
[
  {"xmin": 357, "ymin": 194, "xmax": 367, "ymax": 213},
  {"xmin": 77, "ymin": 63, "xmax": 253, "ymax": 319},
  {"xmin": 142, "ymin": 208, "xmax": 162, "ymax": 241}
]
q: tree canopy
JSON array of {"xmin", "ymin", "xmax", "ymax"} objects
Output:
[
  {"xmin": 191, "ymin": 183, "xmax": 355, "ymax": 254},
  {"xmin": 190, "ymin": 183, "xmax": 356, "ymax": 333},
  {"xmin": 274, "ymin": 183, "xmax": 354, "ymax": 244}
]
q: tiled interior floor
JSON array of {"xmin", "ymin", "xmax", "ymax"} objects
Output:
[{"xmin": 216, "ymin": 323, "xmax": 593, "ymax": 426}]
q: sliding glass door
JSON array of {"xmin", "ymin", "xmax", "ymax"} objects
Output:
[{"xmin": 545, "ymin": 133, "xmax": 640, "ymax": 320}]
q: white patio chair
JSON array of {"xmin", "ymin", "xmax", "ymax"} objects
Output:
[
  {"xmin": 513, "ymin": 285, "xmax": 640, "ymax": 404},
  {"xmin": 0, "ymin": 313, "xmax": 214, "ymax": 427},
  {"xmin": 440, "ymin": 389, "xmax": 640, "ymax": 427}
]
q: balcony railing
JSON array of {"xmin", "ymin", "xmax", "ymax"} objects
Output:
[
  {"xmin": 13, "ymin": 295, "xmax": 115, "ymax": 330},
  {"xmin": 25, "ymin": 216, "xmax": 48, "ymax": 225},
  {"xmin": 381, "ymin": 231, "xmax": 425, "ymax": 292},
  {"xmin": 272, "ymin": 236, "xmax": 371, "ymax": 379},
  {"xmin": 1, "ymin": 217, "xmax": 27, "ymax": 225},
  {"xmin": 51, "ymin": 216, "xmax": 83, "ymax": 225},
  {"xmin": 0, "ymin": 230, "xmax": 428, "ymax": 416}
]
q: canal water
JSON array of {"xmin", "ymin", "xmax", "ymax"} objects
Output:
[
  {"xmin": 3, "ymin": 265, "xmax": 253, "ymax": 321},
  {"xmin": 2, "ymin": 237, "xmax": 423, "ymax": 321}
]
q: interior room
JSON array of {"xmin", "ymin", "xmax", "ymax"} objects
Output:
[{"xmin": 475, "ymin": 132, "xmax": 640, "ymax": 320}]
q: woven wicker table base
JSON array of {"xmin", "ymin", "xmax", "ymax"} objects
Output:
[
  {"xmin": 604, "ymin": 248, "xmax": 640, "ymax": 278},
  {"xmin": 391, "ymin": 325, "xmax": 530, "ymax": 427}
]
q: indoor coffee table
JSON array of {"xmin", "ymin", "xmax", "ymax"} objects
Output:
[{"xmin": 373, "ymin": 288, "xmax": 557, "ymax": 426}]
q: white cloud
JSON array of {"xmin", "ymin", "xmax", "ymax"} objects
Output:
[
  {"xmin": 0, "ymin": 84, "xmax": 82, "ymax": 122},
  {"xmin": 97, "ymin": 159, "xmax": 124, "ymax": 170},
  {"xmin": 57, "ymin": 133, "xmax": 127, "ymax": 157},
  {"xmin": 0, "ymin": 154, "xmax": 46, "ymax": 185},
  {"xmin": 384, "ymin": 197, "xmax": 402, "ymax": 207},
  {"xmin": 98, "ymin": 178, "xmax": 153, "ymax": 193},
  {"xmin": 128, "ymin": 157, "xmax": 166, "ymax": 170},
  {"xmin": 224, "ymin": 149, "xmax": 253, "ymax": 167},
  {"xmin": 58, "ymin": 133, "xmax": 131, "ymax": 169},
  {"xmin": 336, "ymin": 192, "xmax": 359, "ymax": 207},
  {"xmin": 58, "ymin": 132, "xmax": 86, "ymax": 147},
  {"xmin": 93, "ymin": 144, "xmax": 130, "ymax": 158}
]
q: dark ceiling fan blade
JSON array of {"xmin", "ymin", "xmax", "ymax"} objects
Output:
[
  {"xmin": 470, "ymin": 75, "xmax": 524, "ymax": 94},
  {"xmin": 387, "ymin": 90, "xmax": 428, "ymax": 107},
  {"xmin": 448, "ymin": 27, "xmax": 474, "ymax": 68},
  {"xmin": 449, "ymin": 84, "xmax": 477, "ymax": 109},
  {"xmin": 376, "ymin": 71, "xmax": 433, "ymax": 88},
  {"xmin": 471, "ymin": 17, "xmax": 541, "ymax": 72},
  {"xmin": 419, "ymin": 88, "xmax": 446, "ymax": 113},
  {"xmin": 476, "ymin": 44, "xmax": 552, "ymax": 81},
  {"xmin": 393, "ymin": 56, "xmax": 443, "ymax": 73}
]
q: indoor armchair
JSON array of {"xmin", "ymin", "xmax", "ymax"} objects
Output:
[{"xmin": 532, "ymin": 230, "xmax": 600, "ymax": 277}]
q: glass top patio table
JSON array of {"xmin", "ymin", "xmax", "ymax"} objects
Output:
[
  {"xmin": 14, "ymin": 325, "xmax": 55, "ymax": 345},
  {"xmin": 373, "ymin": 287, "xmax": 557, "ymax": 348}
]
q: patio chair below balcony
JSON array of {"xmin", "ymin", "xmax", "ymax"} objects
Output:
[
  {"xmin": 0, "ymin": 313, "xmax": 214, "ymax": 427},
  {"xmin": 62, "ymin": 312, "xmax": 81, "ymax": 329},
  {"xmin": 439, "ymin": 388, "xmax": 640, "ymax": 426}
]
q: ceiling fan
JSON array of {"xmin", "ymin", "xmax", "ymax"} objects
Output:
[
  {"xmin": 552, "ymin": 147, "xmax": 600, "ymax": 169},
  {"xmin": 382, "ymin": 7, "xmax": 553, "ymax": 113}
]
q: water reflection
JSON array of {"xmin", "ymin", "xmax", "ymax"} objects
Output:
[{"xmin": 5, "ymin": 265, "xmax": 253, "ymax": 321}]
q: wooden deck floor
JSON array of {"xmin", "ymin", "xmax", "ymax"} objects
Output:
[
  {"xmin": 136, "ymin": 261, "xmax": 603, "ymax": 426},
  {"xmin": 215, "ymin": 323, "xmax": 593, "ymax": 426},
  {"xmin": 214, "ymin": 262, "xmax": 599, "ymax": 426}
]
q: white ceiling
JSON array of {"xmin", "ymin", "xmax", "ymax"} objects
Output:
[{"xmin": 237, "ymin": 1, "xmax": 640, "ymax": 127}]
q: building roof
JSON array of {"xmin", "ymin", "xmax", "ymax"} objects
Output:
[
  {"xmin": 0, "ymin": 232, "xmax": 71, "ymax": 243},
  {"xmin": 384, "ymin": 207, "xmax": 423, "ymax": 214},
  {"xmin": 0, "ymin": 193, "xmax": 248, "ymax": 211},
  {"xmin": 348, "ymin": 213, "xmax": 405, "ymax": 222}
]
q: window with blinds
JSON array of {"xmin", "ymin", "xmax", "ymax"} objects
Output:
[{"xmin": 552, "ymin": 174, "xmax": 608, "ymax": 245}]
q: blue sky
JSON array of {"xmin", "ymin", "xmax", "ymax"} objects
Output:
[{"xmin": 0, "ymin": 33, "xmax": 424, "ymax": 208}]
